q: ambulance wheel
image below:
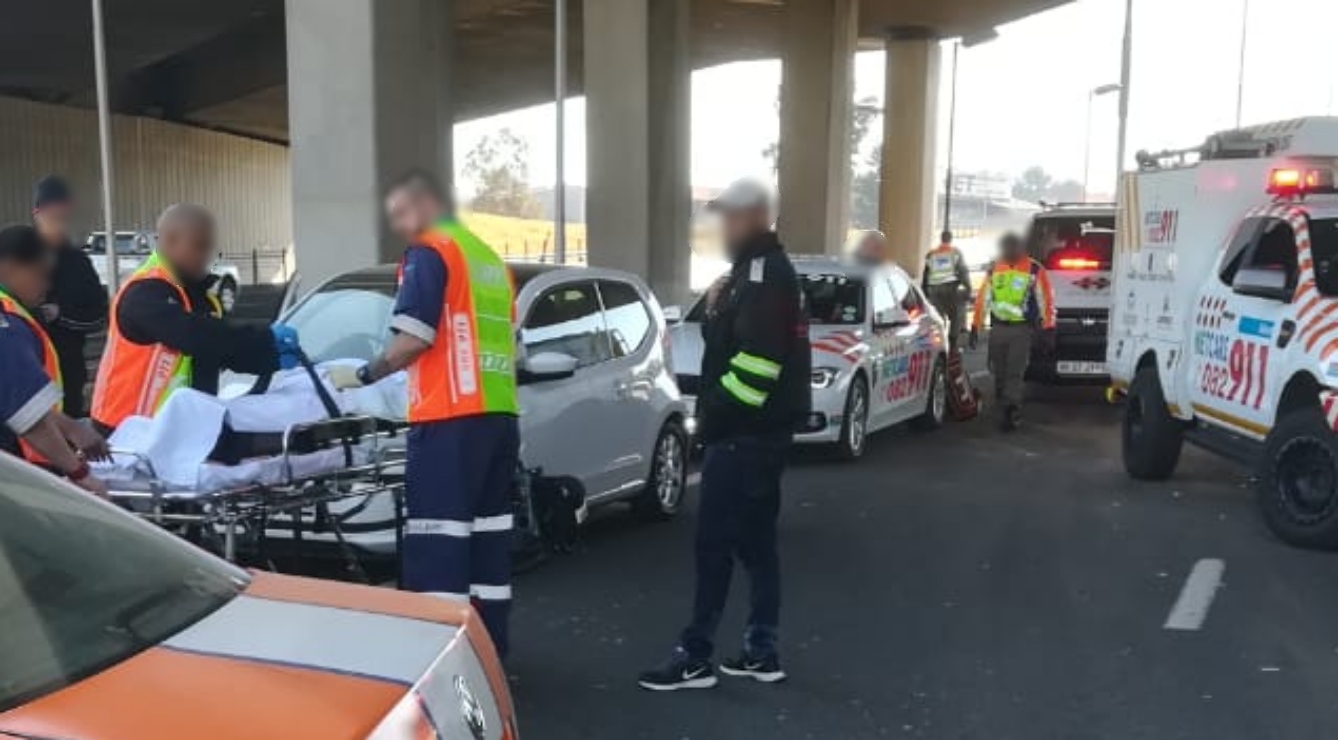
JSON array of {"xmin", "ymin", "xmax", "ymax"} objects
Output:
[
  {"xmin": 912, "ymin": 357, "xmax": 948, "ymax": 432},
  {"xmin": 836, "ymin": 375, "xmax": 870, "ymax": 460},
  {"xmin": 634, "ymin": 420, "xmax": 689, "ymax": 521},
  {"xmin": 1258, "ymin": 408, "xmax": 1338, "ymax": 550},
  {"xmin": 1122, "ymin": 367, "xmax": 1183, "ymax": 480}
]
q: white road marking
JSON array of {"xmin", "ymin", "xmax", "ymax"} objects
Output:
[{"xmin": 1163, "ymin": 558, "xmax": 1226, "ymax": 631}]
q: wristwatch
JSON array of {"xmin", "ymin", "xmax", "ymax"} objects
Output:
[
  {"xmin": 356, "ymin": 365, "xmax": 373, "ymax": 387},
  {"xmin": 67, "ymin": 461, "xmax": 91, "ymax": 483}
]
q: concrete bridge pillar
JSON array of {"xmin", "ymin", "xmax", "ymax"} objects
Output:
[
  {"xmin": 879, "ymin": 33, "xmax": 942, "ymax": 272},
  {"xmin": 584, "ymin": 0, "xmax": 692, "ymax": 304},
  {"xmin": 285, "ymin": 0, "xmax": 452, "ymax": 287},
  {"xmin": 777, "ymin": 0, "xmax": 859, "ymax": 255}
]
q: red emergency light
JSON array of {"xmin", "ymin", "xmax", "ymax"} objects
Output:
[
  {"xmin": 1055, "ymin": 256, "xmax": 1102, "ymax": 271},
  {"xmin": 1267, "ymin": 167, "xmax": 1338, "ymax": 197}
]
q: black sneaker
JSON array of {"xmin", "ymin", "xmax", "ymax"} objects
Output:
[
  {"xmin": 719, "ymin": 652, "xmax": 787, "ymax": 683},
  {"xmin": 1001, "ymin": 405, "xmax": 1022, "ymax": 432},
  {"xmin": 637, "ymin": 650, "xmax": 718, "ymax": 692}
]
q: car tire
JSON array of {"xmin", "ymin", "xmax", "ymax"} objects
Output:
[
  {"xmin": 836, "ymin": 375, "xmax": 870, "ymax": 461},
  {"xmin": 1257, "ymin": 407, "xmax": 1338, "ymax": 550},
  {"xmin": 217, "ymin": 277, "xmax": 239, "ymax": 315},
  {"xmin": 633, "ymin": 420, "xmax": 689, "ymax": 521},
  {"xmin": 912, "ymin": 357, "xmax": 948, "ymax": 432},
  {"xmin": 1122, "ymin": 366, "xmax": 1183, "ymax": 480}
]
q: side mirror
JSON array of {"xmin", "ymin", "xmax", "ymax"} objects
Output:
[
  {"xmin": 519, "ymin": 351, "xmax": 579, "ymax": 385},
  {"xmin": 1232, "ymin": 266, "xmax": 1292, "ymax": 302},
  {"xmin": 874, "ymin": 307, "xmax": 912, "ymax": 329},
  {"xmin": 662, "ymin": 305, "xmax": 683, "ymax": 323}
]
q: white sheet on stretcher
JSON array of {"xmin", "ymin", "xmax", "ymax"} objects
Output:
[{"xmin": 97, "ymin": 361, "xmax": 400, "ymax": 490}]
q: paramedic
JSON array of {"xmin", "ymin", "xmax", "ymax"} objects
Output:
[
  {"xmin": 969, "ymin": 232, "xmax": 1055, "ymax": 431},
  {"xmin": 639, "ymin": 178, "xmax": 810, "ymax": 691},
  {"xmin": 31, "ymin": 176, "xmax": 108, "ymax": 417},
  {"xmin": 326, "ymin": 171, "xmax": 519, "ymax": 659},
  {"xmin": 922, "ymin": 230, "xmax": 972, "ymax": 351},
  {"xmin": 0, "ymin": 225, "xmax": 110, "ymax": 496},
  {"xmin": 91, "ymin": 204, "xmax": 299, "ymax": 433},
  {"xmin": 847, "ymin": 229, "xmax": 890, "ymax": 266}
]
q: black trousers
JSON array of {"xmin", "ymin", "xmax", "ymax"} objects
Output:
[{"xmin": 680, "ymin": 434, "xmax": 788, "ymax": 661}]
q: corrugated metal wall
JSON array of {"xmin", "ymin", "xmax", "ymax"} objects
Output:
[{"xmin": 0, "ymin": 97, "xmax": 291, "ymax": 260}]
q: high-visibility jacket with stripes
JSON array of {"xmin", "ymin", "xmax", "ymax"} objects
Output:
[
  {"xmin": 971, "ymin": 257, "xmax": 1056, "ymax": 330},
  {"xmin": 0, "ymin": 288, "xmax": 62, "ymax": 463},
  {"xmin": 91, "ymin": 253, "xmax": 217, "ymax": 429},
  {"xmin": 923, "ymin": 244, "xmax": 969, "ymax": 288},
  {"xmin": 405, "ymin": 220, "xmax": 519, "ymax": 424}
]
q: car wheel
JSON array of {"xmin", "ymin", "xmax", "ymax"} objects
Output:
[
  {"xmin": 836, "ymin": 375, "xmax": 869, "ymax": 461},
  {"xmin": 912, "ymin": 357, "xmax": 948, "ymax": 432},
  {"xmin": 633, "ymin": 420, "xmax": 689, "ymax": 521},
  {"xmin": 217, "ymin": 277, "xmax": 239, "ymax": 314},
  {"xmin": 1258, "ymin": 407, "xmax": 1338, "ymax": 550},
  {"xmin": 1122, "ymin": 366, "xmax": 1183, "ymax": 480}
]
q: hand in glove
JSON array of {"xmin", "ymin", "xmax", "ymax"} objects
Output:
[
  {"xmin": 326, "ymin": 365, "xmax": 365, "ymax": 391},
  {"xmin": 270, "ymin": 324, "xmax": 303, "ymax": 370}
]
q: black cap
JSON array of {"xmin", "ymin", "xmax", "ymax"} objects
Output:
[
  {"xmin": 0, "ymin": 225, "xmax": 46, "ymax": 266},
  {"xmin": 32, "ymin": 175, "xmax": 73, "ymax": 210}
]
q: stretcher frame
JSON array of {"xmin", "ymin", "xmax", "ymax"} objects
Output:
[{"xmin": 105, "ymin": 416, "xmax": 408, "ymax": 577}]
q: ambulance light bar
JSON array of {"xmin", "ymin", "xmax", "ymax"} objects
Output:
[{"xmin": 1267, "ymin": 167, "xmax": 1338, "ymax": 197}]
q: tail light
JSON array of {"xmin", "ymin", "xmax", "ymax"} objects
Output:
[{"xmin": 1054, "ymin": 256, "xmax": 1102, "ymax": 271}]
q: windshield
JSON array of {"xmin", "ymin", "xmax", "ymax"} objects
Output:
[
  {"xmin": 803, "ymin": 273, "xmax": 865, "ymax": 325},
  {"xmin": 1310, "ymin": 218, "xmax": 1338, "ymax": 296},
  {"xmin": 1027, "ymin": 215, "xmax": 1115, "ymax": 269},
  {"xmin": 87, "ymin": 233, "xmax": 150, "ymax": 255},
  {"xmin": 284, "ymin": 285, "xmax": 398, "ymax": 363},
  {"xmin": 0, "ymin": 461, "xmax": 244, "ymax": 711}
]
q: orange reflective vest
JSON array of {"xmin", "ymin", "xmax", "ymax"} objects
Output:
[
  {"xmin": 91, "ymin": 254, "xmax": 216, "ymax": 430},
  {"xmin": 406, "ymin": 221, "xmax": 519, "ymax": 423},
  {"xmin": 0, "ymin": 288, "xmax": 63, "ymax": 463}
]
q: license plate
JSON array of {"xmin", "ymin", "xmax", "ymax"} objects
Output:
[{"xmin": 1057, "ymin": 361, "xmax": 1107, "ymax": 375}]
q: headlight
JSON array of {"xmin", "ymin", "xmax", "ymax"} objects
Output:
[{"xmin": 811, "ymin": 367, "xmax": 840, "ymax": 389}]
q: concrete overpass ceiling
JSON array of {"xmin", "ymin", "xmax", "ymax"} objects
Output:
[{"xmin": 2, "ymin": 0, "xmax": 1069, "ymax": 142}]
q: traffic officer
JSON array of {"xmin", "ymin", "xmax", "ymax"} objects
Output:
[
  {"xmin": 969, "ymin": 232, "xmax": 1055, "ymax": 431},
  {"xmin": 846, "ymin": 229, "xmax": 889, "ymax": 266},
  {"xmin": 91, "ymin": 204, "xmax": 300, "ymax": 433},
  {"xmin": 922, "ymin": 230, "xmax": 972, "ymax": 351},
  {"xmin": 327, "ymin": 172, "xmax": 519, "ymax": 659},
  {"xmin": 0, "ymin": 225, "xmax": 110, "ymax": 496},
  {"xmin": 639, "ymin": 178, "xmax": 810, "ymax": 691},
  {"xmin": 31, "ymin": 176, "xmax": 108, "ymax": 417}
]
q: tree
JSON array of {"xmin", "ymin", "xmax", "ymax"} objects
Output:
[
  {"xmin": 850, "ymin": 144, "xmax": 882, "ymax": 230},
  {"xmin": 1012, "ymin": 166, "xmax": 1054, "ymax": 203},
  {"xmin": 463, "ymin": 128, "xmax": 543, "ymax": 219},
  {"xmin": 762, "ymin": 96, "xmax": 881, "ymax": 175}
]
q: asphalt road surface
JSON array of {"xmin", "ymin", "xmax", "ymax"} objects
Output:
[{"xmin": 506, "ymin": 385, "xmax": 1338, "ymax": 740}]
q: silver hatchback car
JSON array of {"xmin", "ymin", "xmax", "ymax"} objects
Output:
[{"xmin": 237, "ymin": 262, "xmax": 690, "ymax": 554}]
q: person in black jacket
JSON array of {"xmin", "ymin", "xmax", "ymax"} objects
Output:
[
  {"xmin": 31, "ymin": 176, "xmax": 108, "ymax": 417},
  {"xmin": 639, "ymin": 179, "xmax": 810, "ymax": 692}
]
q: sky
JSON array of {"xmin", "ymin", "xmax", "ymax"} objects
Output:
[{"xmin": 454, "ymin": 0, "xmax": 1338, "ymax": 200}]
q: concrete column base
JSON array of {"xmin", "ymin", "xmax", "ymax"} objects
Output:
[
  {"xmin": 879, "ymin": 35, "xmax": 942, "ymax": 272},
  {"xmin": 286, "ymin": 0, "xmax": 452, "ymax": 287}
]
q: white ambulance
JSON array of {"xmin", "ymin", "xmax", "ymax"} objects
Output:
[
  {"xmin": 1109, "ymin": 118, "xmax": 1338, "ymax": 549},
  {"xmin": 1025, "ymin": 203, "xmax": 1117, "ymax": 381}
]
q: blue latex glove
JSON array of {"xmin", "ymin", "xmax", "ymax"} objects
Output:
[{"xmin": 271, "ymin": 324, "xmax": 302, "ymax": 371}]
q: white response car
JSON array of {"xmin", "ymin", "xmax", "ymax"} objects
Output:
[
  {"xmin": 225, "ymin": 262, "xmax": 691, "ymax": 555},
  {"xmin": 670, "ymin": 257, "xmax": 949, "ymax": 459}
]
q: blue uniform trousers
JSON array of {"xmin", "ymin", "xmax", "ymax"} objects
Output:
[
  {"xmin": 679, "ymin": 434, "xmax": 788, "ymax": 661},
  {"xmin": 403, "ymin": 413, "xmax": 519, "ymax": 658}
]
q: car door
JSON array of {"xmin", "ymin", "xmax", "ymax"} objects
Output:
[
  {"xmin": 882, "ymin": 268, "xmax": 936, "ymax": 423},
  {"xmin": 1189, "ymin": 215, "xmax": 1296, "ymax": 437},
  {"xmin": 517, "ymin": 279, "xmax": 622, "ymax": 497},
  {"xmin": 866, "ymin": 273, "xmax": 904, "ymax": 428},
  {"xmin": 591, "ymin": 279, "xmax": 661, "ymax": 496}
]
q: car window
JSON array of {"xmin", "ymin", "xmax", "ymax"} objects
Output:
[
  {"xmin": 870, "ymin": 276, "xmax": 896, "ymax": 322},
  {"xmin": 887, "ymin": 270, "xmax": 923, "ymax": 313},
  {"xmin": 1027, "ymin": 215, "xmax": 1116, "ymax": 269},
  {"xmin": 284, "ymin": 286, "xmax": 397, "ymax": 363},
  {"xmin": 1309, "ymin": 218, "xmax": 1338, "ymax": 296},
  {"xmin": 0, "ymin": 461, "xmax": 245, "ymax": 712},
  {"xmin": 802, "ymin": 273, "xmax": 865, "ymax": 325},
  {"xmin": 1232, "ymin": 217, "xmax": 1299, "ymax": 294},
  {"xmin": 1219, "ymin": 217, "xmax": 1265, "ymax": 286},
  {"xmin": 522, "ymin": 281, "xmax": 612, "ymax": 368},
  {"xmin": 598, "ymin": 280, "xmax": 653, "ymax": 358}
]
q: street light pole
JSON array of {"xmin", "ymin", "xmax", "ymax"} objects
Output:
[
  {"xmin": 1114, "ymin": 0, "xmax": 1134, "ymax": 190},
  {"xmin": 1234, "ymin": 0, "xmax": 1249, "ymax": 127},
  {"xmin": 554, "ymin": 0, "xmax": 567, "ymax": 265},
  {"xmin": 91, "ymin": 0, "xmax": 119, "ymax": 294},
  {"xmin": 1082, "ymin": 84, "xmax": 1121, "ymax": 202},
  {"xmin": 942, "ymin": 41, "xmax": 960, "ymax": 233}
]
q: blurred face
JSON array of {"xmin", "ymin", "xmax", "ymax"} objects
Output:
[
  {"xmin": 32, "ymin": 201, "xmax": 74, "ymax": 244},
  {"xmin": 1, "ymin": 259, "xmax": 52, "ymax": 308},
  {"xmin": 721, "ymin": 206, "xmax": 769, "ymax": 261},
  {"xmin": 160, "ymin": 219, "xmax": 216, "ymax": 282},
  {"xmin": 386, "ymin": 189, "xmax": 441, "ymax": 244},
  {"xmin": 854, "ymin": 233, "xmax": 889, "ymax": 264},
  {"xmin": 1000, "ymin": 237, "xmax": 1025, "ymax": 262}
]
